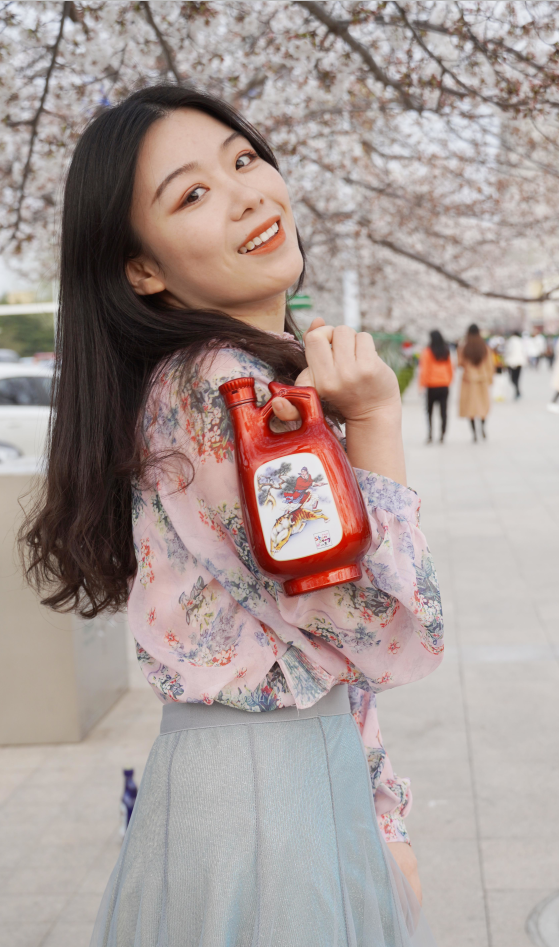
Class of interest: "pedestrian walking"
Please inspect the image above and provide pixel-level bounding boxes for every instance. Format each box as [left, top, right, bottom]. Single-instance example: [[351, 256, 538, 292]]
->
[[489, 338, 507, 402], [544, 336, 556, 369], [458, 324, 494, 441], [547, 337, 559, 413], [504, 331, 527, 398], [532, 331, 547, 368], [20, 86, 443, 947], [419, 330, 453, 443]]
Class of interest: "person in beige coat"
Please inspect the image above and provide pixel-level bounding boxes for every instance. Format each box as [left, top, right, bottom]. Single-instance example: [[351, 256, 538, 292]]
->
[[458, 324, 494, 441]]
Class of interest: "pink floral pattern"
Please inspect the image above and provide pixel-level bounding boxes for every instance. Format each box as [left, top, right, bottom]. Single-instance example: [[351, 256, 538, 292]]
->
[[139, 539, 154, 588], [349, 687, 412, 844], [128, 342, 444, 844]]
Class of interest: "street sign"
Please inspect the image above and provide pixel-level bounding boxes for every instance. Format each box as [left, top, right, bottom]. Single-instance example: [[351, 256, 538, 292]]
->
[[289, 294, 313, 310]]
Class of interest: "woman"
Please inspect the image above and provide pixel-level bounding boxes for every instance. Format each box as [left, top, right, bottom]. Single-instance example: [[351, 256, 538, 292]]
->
[[22, 86, 443, 947], [504, 331, 526, 399], [547, 336, 559, 413], [489, 339, 507, 402], [419, 330, 453, 443], [458, 324, 494, 441]]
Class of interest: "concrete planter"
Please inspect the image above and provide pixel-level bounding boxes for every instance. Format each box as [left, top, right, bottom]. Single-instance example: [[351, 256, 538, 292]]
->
[[0, 460, 128, 744]]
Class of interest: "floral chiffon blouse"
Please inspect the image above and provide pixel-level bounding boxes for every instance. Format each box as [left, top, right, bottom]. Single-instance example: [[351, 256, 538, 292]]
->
[[128, 340, 444, 845]]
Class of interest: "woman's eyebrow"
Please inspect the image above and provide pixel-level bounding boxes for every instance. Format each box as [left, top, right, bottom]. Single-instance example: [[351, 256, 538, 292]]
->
[[152, 132, 244, 204], [152, 161, 198, 204], [221, 130, 242, 150]]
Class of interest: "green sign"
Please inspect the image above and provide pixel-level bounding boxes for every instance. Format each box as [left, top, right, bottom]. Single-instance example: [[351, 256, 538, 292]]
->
[[371, 332, 407, 343], [289, 294, 313, 310]]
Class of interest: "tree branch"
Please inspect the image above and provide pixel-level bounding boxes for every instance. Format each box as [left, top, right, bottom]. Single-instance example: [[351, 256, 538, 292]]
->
[[453, 2, 551, 76], [296, 0, 421, 111], [300, 196, 352, 222], [142, 1, 182, 83], [374, 9, 554, 76], [11, 0, 69, 240], [365, 231, 559, 303], [393, 2, 476, 98], [392, 1, 538, 113]]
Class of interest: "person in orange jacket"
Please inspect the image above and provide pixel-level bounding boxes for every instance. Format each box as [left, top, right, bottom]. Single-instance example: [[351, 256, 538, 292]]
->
[[419, 330, 454, 443]]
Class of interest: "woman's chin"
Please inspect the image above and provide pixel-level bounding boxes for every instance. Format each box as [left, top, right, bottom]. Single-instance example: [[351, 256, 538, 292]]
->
[[240, 245, 303, 285]]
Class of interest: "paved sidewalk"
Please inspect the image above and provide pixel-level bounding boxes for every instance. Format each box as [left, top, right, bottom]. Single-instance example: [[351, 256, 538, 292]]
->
[[0, 365, 557, 947], [380, 365, 559, 947]]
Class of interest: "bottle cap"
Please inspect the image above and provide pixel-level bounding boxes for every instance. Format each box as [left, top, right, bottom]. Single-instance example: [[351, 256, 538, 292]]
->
[[219, 377, 256, 408]]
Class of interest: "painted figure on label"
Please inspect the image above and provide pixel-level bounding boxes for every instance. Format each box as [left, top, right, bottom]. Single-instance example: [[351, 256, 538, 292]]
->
[[256, 459, 331, 556], [283, 466, 313, 505], [270, 504, 329, 556]]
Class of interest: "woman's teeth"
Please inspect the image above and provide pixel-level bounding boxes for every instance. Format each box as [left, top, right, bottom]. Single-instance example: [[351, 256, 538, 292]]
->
[[239, 221, 280, 254]]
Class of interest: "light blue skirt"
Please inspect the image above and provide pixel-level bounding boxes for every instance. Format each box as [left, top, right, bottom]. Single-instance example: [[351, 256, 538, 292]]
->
[[90, 685, 436, 947]]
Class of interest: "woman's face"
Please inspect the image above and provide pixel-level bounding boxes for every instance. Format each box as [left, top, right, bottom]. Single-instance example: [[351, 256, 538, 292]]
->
[[127, 108, 304, 324]]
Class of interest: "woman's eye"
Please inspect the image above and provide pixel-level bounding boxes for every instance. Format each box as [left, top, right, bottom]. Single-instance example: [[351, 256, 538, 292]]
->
[[183, 186, 208, 206], [236, 151, 257, 169]]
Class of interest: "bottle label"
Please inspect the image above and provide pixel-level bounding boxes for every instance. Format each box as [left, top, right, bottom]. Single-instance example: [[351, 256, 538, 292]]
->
[[254, 452, 342, 561]]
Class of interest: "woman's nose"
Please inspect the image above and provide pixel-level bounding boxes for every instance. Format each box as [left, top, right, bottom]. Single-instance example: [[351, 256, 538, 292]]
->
[[229, 183, 265, 221]]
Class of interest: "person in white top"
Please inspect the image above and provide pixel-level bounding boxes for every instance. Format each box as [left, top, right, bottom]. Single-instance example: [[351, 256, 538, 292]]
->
[[532, 332, 547, 367], [548, 337, 559, 413], [504, 332, 526, 399]]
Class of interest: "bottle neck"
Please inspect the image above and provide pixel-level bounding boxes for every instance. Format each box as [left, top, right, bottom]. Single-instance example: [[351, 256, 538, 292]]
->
[[228, 399, 259, 428]]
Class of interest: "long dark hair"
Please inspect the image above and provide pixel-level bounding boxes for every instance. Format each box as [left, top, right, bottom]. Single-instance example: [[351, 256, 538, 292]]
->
[[21, 85, 308, 618], [462, 323, 487, 366], [428, 330, 450, 362]]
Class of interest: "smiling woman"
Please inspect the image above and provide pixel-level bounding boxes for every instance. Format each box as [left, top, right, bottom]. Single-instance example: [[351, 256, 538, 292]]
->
[[20, 85, 442, 947], [126, 106, 301, 324], [22, 85, 309, 619]]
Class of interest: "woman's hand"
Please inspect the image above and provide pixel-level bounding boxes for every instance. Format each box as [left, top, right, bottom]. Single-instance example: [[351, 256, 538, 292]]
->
[[271, 317, 400, 424], [272, 316, 407, 485], [388, 841, 423, 905]]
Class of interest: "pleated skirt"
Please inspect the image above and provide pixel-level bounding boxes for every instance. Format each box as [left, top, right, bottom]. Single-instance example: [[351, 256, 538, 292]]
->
[[90, 685, 436, 947]]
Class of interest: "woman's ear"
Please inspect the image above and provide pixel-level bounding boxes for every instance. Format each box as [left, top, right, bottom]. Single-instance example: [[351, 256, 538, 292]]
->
[[126, 257, 166, 296]]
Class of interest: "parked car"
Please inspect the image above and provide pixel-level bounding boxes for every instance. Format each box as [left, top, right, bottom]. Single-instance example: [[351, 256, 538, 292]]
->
[[0, 349, 19, 363], [0, 363, 53, 458]]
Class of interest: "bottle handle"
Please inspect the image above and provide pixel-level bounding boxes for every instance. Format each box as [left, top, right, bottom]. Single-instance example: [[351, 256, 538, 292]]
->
[[261, 381, 324, 431]]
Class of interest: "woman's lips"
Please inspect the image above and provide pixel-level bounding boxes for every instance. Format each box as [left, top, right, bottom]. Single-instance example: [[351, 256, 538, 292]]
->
[[246, 221, 286, 255]]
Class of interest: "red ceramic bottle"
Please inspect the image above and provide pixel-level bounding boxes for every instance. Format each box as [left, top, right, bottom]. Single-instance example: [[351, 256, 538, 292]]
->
[[219, 377, 372, 596]]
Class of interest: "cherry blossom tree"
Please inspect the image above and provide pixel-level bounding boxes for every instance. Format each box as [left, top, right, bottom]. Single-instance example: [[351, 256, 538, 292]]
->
[[1, 0, 559, 334]]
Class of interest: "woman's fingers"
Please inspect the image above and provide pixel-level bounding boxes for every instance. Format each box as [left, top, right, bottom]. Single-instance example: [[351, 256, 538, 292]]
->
[[355, 330, 377, 361], [310, 325, 360, 397], [271, 396, 301, 423], [331, 325, 359, 370], [298, 322, 400, 421], [305, 323, 335, 345], [304, 324, 336, 390], [302, 316, 326, 341], [294, 366, 314, 387]]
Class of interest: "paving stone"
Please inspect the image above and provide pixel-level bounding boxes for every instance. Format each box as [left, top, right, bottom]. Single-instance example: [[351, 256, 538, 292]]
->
[[0, 926, 49, 947]]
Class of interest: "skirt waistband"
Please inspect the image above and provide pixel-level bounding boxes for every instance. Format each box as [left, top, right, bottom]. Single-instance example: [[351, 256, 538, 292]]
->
[[159, 683, 350, 735]]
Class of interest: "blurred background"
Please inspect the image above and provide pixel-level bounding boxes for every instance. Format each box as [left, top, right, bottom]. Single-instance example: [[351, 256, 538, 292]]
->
[[0, 3, 558, 947]]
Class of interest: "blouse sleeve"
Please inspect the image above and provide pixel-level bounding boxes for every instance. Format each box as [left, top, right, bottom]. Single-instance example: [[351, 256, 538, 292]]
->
[[279, 468, 444, 695], [349, 685, 412, 844], [138, 346, 443, 711]]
